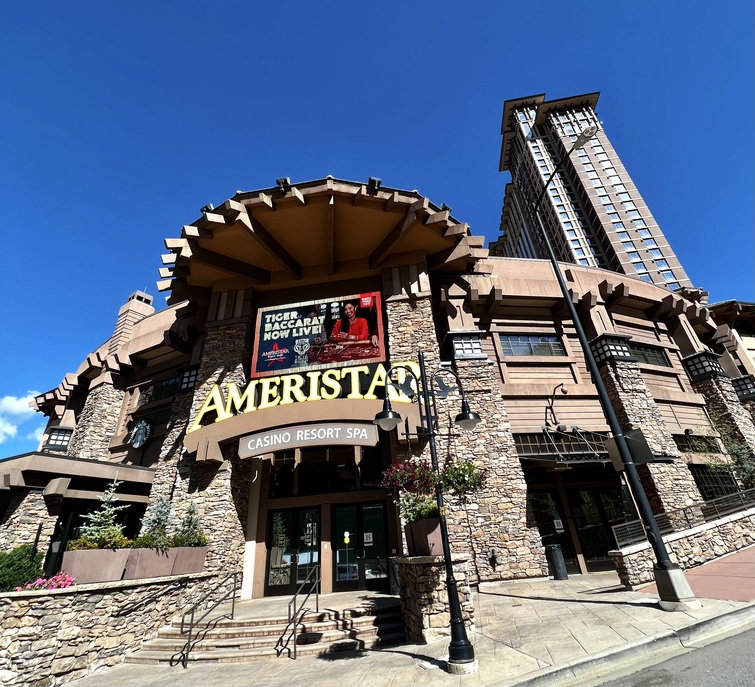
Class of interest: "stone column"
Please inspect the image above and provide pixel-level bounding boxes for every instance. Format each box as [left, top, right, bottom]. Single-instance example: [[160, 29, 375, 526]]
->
[[449, 358, 548, 582], [594, 344, 704, 523], [0, 491, 59, 552], [66, 378, 125, 461], [145, 321, 253, 573]]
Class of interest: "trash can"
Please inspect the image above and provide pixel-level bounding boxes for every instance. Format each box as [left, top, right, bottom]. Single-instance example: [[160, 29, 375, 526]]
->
[[545, 544, 568, 580]]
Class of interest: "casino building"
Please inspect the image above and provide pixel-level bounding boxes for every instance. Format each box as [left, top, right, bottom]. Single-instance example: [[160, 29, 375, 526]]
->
[[1, 186, 754, 594]]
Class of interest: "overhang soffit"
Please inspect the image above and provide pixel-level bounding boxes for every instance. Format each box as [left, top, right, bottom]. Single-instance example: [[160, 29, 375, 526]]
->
[[158, 179, 483, 296]]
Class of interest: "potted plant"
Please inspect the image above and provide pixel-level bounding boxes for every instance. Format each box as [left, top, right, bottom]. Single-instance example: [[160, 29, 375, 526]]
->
[[442, 459, 488, 502], [382, 460, 443, 556], [62, 481, 133, 583]]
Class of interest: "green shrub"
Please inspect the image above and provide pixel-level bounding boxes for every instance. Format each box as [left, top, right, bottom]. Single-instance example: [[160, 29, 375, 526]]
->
[[172, 503, 207, 547], [0, 545, 43, 592], [67, 481, 130, 550], [399, 493, 439, 523], [139, 496, 173, 549]]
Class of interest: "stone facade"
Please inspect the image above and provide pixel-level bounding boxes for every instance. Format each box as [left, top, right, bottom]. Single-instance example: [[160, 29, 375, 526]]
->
[[0, 491, 58, 553], [692, 377, 755, 457], [66, 382, 125, 462], [142, 321, 252, 574], [394, 555, 474, 643], [610, 507, 755, 588], [0, 572, 223, 687], [599, 359, 704, 520]]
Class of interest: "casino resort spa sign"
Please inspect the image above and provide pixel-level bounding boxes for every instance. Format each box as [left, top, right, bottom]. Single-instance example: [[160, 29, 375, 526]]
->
[[238, 422, 379, 459]]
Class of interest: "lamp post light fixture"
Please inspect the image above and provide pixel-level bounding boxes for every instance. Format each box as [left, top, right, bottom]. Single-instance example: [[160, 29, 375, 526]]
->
[[374, 349, 479, 675], [530, 126, 698, 611]]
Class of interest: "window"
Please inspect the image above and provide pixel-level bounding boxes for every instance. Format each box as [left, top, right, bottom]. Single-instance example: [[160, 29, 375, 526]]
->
[[628, 342, 671, 366], [633, 261, 648, 272], [655, 259, 669, 268], [44, 428, 73, 452], [627, 252, 641, 261], [500, 335, 566, 356], [688, 464, 740, 501], [628, 210, 641, 219], [644, 238, 658, 248], [649, 248, 663, 259], [638, 228, 652, 238], [578, 258, 590, 265], [617, 192, 631, 201], [612, 222, 625, 230], [622, 241, 636, 250], [661, 270, 676, 282], [633, 219, 647, 228], [638, 274, 653, 283], [617, 231, 630, 240]]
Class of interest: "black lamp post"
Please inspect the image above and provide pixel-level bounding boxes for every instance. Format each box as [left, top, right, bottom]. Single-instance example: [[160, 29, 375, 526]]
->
[[529, 126, 697, 610], [374, 349, 479, 674]]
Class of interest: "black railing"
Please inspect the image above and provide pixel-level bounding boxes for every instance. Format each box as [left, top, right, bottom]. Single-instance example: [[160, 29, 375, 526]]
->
[[275, 565, 320, 660], [612, 487, 755, 548], [174, 570, 241, 668]]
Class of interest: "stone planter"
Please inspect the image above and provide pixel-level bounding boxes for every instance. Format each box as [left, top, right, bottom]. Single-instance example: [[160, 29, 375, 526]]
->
[[123, 548, 178, 580], [404, 518, 443, 556], [171, 546, 208, 575], [61, 549, 130, 584]]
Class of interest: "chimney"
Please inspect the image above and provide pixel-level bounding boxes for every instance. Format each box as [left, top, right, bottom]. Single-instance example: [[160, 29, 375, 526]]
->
[[109, 291, 155, 354]]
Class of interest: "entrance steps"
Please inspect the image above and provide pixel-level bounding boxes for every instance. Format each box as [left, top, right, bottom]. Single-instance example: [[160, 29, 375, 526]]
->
[[126, 592, 405, 664]]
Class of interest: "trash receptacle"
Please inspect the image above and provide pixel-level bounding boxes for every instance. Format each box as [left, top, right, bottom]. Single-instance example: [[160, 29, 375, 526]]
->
[[545, 544, 568, 580]]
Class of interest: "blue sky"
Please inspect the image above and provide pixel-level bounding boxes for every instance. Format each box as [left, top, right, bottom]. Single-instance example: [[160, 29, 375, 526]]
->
[[1, 1, 753, 457]]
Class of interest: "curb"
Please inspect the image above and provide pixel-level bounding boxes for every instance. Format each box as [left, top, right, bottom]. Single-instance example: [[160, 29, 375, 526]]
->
[[500, 602, 755, 687]]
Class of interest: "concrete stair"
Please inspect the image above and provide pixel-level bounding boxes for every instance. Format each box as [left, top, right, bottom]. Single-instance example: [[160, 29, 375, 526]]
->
[[126, 599, 405, 664]]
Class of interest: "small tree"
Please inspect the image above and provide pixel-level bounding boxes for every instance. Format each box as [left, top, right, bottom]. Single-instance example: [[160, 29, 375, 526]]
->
[[133, 495, 173, 549], [172, 503, 207, 547], [68, 481, 130, 550], [0, 545, 43, 592]]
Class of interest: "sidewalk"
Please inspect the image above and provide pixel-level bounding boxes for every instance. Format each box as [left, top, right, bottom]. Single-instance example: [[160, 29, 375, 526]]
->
[[69, 547, 755, 687]]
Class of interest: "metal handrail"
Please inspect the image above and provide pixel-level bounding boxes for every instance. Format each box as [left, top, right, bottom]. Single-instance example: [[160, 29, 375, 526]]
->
[[175, 570, 241, 668], [612, 487, 755, 548], [275, 565, 320, 659]]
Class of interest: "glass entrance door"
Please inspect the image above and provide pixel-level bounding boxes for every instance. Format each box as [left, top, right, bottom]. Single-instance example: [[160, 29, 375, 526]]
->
[[567, 488, 625, 571], [265, 507, 320, 596], [332, 503, 389, 592]]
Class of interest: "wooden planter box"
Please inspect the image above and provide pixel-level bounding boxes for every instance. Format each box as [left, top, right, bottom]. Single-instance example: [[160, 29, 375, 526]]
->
[[61, 549, 131, 584], [123, 548, 178, 580], [171, 546, 208, 575], [404, 518, 443, 556]]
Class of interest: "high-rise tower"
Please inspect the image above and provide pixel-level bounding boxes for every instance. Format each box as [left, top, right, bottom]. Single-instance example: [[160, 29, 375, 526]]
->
[[490, 92, 692, 290]]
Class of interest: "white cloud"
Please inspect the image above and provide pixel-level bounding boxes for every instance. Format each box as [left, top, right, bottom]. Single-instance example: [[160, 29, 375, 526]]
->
[[0, 392, 41, 445], [26, 425, 45, 443]]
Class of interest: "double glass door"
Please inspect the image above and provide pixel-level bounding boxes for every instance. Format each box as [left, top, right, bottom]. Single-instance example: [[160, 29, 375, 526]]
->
[[332, 503, 389, 592], [265, 507, 320, 596]]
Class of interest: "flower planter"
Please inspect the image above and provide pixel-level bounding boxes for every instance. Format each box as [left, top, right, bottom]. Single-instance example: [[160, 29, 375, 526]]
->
[[171, 546, 208, 575], [123, 547, 178, 579], [404, 518, 443, 556], [60, 549, 131, 584]]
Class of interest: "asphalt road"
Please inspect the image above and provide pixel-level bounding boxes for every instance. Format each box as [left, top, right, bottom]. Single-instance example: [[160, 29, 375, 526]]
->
[[594, 627, 755, 687]]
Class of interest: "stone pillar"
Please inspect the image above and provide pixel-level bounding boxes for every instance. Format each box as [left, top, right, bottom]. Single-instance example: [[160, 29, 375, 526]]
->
[[592, 339, 704, 523], [145, 321, 253, 573], [394, 554, 474, 643], [66, 379, 125, 461], [0, 491, 59, 552], [449, 358, 548, 582]]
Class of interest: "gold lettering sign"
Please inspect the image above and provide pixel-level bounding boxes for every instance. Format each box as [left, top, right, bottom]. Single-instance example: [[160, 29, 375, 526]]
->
[[187, 361, 419, 433]]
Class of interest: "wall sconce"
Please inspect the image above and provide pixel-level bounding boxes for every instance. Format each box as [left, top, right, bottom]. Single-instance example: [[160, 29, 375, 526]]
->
[[489, 549, 499, 571]]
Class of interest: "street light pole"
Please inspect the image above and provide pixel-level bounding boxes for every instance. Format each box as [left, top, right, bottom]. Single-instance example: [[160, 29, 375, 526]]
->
[[375, 349, 479, 674], [529, 127, 698, 610]]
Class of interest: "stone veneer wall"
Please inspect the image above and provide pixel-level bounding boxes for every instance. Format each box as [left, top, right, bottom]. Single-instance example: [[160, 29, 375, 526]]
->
[[66, 382, 125, 461], [394, 555, 474, 643], [692, 377, 755, 456], [450, 359, 548, 582], [0, 572, 222, 687], [143, 322, 253, 574], [0, 491, 59, 553], [598, 360, 704, 520], [384, 297, 547, 583], [609, 507, 755, 588]]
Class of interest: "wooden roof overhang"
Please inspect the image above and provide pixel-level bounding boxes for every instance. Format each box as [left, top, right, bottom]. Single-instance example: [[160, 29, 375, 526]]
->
[[157, 177, 488, 305]]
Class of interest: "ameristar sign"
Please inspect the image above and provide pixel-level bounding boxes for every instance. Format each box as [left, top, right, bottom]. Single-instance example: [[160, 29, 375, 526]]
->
[[187, 361, 420, 434]]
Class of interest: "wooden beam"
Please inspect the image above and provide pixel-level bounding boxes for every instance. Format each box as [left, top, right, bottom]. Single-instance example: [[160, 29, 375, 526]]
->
[[327, 193, 335, 275], [369, 210, 420, 269], [221, 201, 302, 279], [291, 187, 306, 205], [182, 225, 213, 239], [184, 244, 271, 284], [353, 185, 367, 206], [444, 222, 469, 238], [384, 192, 400, 212], [257, 192, 274, 210]]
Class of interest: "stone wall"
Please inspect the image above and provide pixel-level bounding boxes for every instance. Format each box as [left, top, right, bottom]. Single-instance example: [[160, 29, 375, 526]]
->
[[609, 507, 755, 588], [394, 555, 474, 643], [599, 360, 704, 520], [66, 382, 125, 462], [693, 377, 755, 456], [143, 322, 252, 574], [0, 572, 223, 687], [383, 297, 547, 583], [0, 491, 58, 553]]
